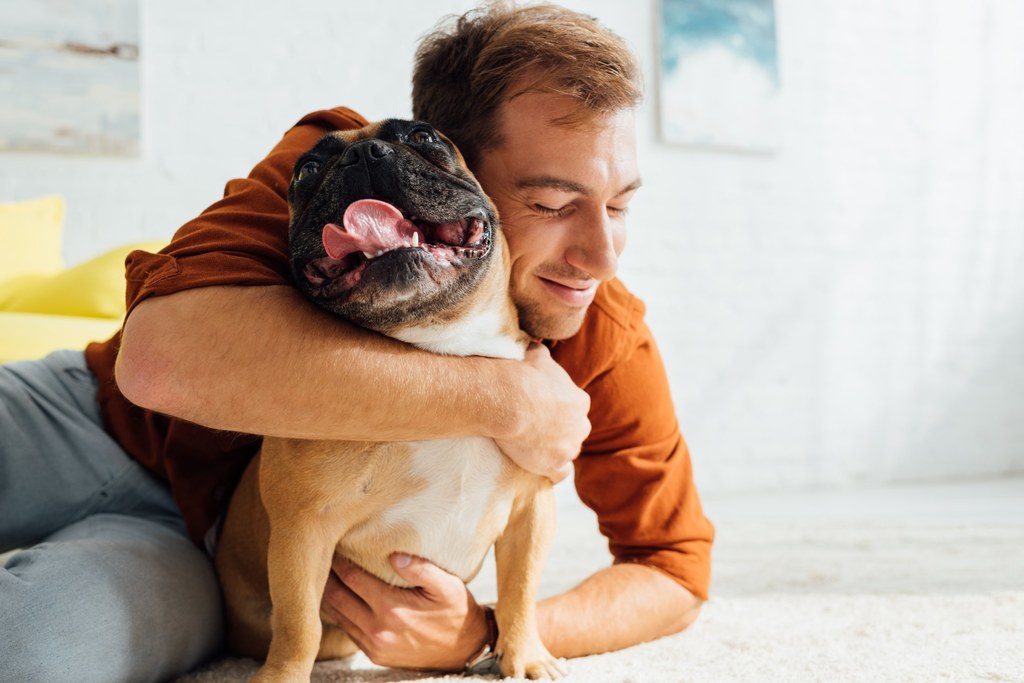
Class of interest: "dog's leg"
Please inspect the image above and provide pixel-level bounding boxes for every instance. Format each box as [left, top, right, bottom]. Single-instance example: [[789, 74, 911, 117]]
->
[[250, 439, 364, 683], [493, 482, 566, 679], [251, 516, 335, 683], [215, 457, 275, 659]]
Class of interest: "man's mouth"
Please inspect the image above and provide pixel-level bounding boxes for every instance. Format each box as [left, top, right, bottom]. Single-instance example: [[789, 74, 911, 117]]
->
[[302, 199, 491, 293], [536, 275, 598, 307]]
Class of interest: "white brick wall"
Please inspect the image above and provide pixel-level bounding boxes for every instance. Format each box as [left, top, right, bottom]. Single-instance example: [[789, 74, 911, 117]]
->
[[2, 0, 1022, 493]]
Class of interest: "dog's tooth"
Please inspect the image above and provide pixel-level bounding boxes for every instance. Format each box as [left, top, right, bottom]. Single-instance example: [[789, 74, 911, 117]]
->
[[412, 233, 420, 247], [362, 251, 374, 259], [376, 250, 384, 256]]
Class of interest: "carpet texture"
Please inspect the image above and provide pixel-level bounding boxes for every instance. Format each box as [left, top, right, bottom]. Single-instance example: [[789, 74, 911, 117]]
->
[[177, 502, 1024, 683]]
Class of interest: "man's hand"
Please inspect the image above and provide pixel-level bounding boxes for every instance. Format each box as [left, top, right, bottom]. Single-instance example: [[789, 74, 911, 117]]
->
[[496, 342, 591, 483], [321, 553, 489, 671]]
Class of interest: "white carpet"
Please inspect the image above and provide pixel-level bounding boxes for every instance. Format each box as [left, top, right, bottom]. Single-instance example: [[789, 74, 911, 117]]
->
[[176, 479, 1024, 683]]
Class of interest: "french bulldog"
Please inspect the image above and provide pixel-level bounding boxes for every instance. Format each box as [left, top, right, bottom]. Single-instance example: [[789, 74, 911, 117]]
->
[[214, 119, 564, 682]]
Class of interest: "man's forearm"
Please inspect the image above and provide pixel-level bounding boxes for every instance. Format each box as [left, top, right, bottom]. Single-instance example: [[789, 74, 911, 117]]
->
[[536, 563, 703, 658], [116, 285, 518, 442]]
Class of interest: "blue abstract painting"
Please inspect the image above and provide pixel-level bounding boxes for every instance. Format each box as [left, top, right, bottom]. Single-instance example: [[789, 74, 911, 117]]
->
[[0, 0, 140, 156], [660, 0, 779, 151]]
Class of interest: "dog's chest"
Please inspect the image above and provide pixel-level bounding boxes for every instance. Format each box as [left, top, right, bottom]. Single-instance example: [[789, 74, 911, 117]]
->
[[336, 436, 522, 584]]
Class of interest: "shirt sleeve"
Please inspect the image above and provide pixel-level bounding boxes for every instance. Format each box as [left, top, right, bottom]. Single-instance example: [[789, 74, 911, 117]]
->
[[123, 107, 369, 316], [571, 303, 715, 601]]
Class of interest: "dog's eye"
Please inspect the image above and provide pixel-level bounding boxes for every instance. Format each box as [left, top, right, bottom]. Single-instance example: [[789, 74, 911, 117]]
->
[[407, 128, 437, 145], [297, 159, 321, 181]]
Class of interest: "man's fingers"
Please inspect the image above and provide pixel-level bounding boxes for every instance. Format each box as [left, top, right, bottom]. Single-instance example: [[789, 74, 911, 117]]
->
[[334, 560, 382, 603], [548, 461, 574, 484], [323, 570, 373, 628], [389, 553, 459, 601], [525, 339, 549, 353]]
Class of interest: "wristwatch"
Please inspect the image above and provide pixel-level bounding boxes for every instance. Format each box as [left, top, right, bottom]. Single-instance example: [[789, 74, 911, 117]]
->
[[465, 605, 502, 676]]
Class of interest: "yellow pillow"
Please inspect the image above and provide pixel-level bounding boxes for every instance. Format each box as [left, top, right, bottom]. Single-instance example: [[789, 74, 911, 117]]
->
[[0, 274, 50, 309], [0, 312, 123, 364], [4, 241, 167, 319], [0, 196, 65, 281]]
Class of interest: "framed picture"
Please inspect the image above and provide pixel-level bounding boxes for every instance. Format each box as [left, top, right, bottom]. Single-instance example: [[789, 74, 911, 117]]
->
[[659, 0, 780, 152], [0, 0, 140, 156]]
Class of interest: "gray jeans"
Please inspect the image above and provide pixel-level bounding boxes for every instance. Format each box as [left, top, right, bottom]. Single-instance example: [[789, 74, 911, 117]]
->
[[0, 351, 223, 683]]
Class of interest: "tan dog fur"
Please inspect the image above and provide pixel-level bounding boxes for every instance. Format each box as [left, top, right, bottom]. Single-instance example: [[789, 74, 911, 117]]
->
[[214, 124, 562, 683]]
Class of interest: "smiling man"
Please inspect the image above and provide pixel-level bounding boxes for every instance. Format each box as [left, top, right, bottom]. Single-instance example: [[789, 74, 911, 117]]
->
[[307, 4, 715, 671], [0, 3, 712, 682], [475, 97, 639, 340]]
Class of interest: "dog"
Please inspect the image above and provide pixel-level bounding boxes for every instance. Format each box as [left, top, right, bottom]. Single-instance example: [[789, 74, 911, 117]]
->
[[214, 119, 564, 682]]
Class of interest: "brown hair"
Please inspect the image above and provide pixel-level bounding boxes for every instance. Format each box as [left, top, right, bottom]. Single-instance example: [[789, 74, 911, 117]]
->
[[412, 1, 642, 168]]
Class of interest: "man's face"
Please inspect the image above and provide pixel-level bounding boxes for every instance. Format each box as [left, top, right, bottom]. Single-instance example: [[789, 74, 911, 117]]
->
[[473, 93, 640, 340]]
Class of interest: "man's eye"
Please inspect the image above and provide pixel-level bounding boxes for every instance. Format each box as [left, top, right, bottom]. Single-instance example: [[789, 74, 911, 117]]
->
[[535, 204, 569, 217], [297, 160, 321, 181], [408, 128, 437, 144]]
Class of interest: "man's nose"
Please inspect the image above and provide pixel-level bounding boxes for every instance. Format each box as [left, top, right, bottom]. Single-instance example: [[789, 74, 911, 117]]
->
[[564, 209, 622, 282]]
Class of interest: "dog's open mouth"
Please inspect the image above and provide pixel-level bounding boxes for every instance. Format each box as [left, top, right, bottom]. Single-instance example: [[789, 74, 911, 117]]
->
[[302, 199, 491, 293]]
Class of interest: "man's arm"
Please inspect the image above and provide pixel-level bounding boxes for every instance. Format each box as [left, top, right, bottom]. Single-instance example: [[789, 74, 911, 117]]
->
[[112, 105, 588, 477], [536, 563, 702, 657], [319, 552, 701, 670], [116, 284, 590, 479]]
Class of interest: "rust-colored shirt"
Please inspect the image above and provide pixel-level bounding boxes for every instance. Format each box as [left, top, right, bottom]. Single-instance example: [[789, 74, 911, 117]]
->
[[84, 107, 714, 600]]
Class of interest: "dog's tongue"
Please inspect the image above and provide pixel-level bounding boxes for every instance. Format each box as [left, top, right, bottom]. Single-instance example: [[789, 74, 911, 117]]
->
[[322, 199, 419, 260]]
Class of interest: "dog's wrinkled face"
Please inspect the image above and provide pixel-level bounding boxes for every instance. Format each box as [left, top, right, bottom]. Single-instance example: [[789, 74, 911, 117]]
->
[[287, 120, 497, 333]]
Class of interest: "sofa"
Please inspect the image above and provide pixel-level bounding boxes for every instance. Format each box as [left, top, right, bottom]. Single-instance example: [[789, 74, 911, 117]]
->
[[0, 195, 165, 364]]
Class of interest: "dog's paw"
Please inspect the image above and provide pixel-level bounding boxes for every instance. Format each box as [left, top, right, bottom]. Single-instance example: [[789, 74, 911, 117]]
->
[[497, 637, 568, 680], [250, 663, 311, 683]]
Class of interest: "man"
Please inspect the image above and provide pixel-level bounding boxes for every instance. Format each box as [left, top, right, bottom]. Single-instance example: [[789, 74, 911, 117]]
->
[[0, 3, 712, 681]]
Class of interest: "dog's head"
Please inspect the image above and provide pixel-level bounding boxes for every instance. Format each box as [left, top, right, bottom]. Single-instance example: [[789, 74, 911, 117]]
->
[[287, 120, 500, 334]]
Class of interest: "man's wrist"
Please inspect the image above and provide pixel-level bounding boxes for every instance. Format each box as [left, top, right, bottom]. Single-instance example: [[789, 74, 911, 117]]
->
[[465, 605, 500, 674], [480, 360, 526, 441]]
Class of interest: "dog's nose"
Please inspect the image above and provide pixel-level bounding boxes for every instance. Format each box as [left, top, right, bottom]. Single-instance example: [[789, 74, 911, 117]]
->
[[340, 140, 395, 167], [366, 141, 394, 159]]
